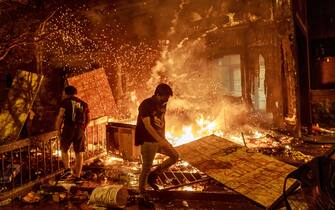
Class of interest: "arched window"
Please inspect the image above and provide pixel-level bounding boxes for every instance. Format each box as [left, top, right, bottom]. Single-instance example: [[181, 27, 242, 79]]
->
[[252, 55, 266, 111]]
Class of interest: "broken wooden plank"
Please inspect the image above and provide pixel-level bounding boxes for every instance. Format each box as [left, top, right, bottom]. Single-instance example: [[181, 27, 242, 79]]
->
[[175, 135, 296, 208], [0, 70, 44, 144]]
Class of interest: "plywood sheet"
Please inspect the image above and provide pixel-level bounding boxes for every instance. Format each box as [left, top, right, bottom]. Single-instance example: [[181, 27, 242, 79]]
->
[[175, 135, 296, 208], [67, 68, 119, 119], [0, 70, 43, 143]]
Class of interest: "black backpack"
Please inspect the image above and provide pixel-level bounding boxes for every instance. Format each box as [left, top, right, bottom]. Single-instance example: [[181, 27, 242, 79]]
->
[[283, 146, 335, 210]]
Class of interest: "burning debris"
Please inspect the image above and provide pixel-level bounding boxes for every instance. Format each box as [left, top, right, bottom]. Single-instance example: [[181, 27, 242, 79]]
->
[[1, 0, 335, 209], [0, 152, 259, 209], [0, 130, 331, 210]]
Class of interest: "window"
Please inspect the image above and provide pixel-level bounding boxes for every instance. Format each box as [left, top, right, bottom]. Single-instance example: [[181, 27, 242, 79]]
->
[[252, 55, 266, 111], [216, 55, 242, 97]]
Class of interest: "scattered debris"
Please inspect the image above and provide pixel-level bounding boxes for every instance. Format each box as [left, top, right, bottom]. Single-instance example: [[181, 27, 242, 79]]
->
[[0, 198, 11, 206], [182, 200, 189, 207], [311, 124, 335, 135], [0, 164, 21, 183], [52, 192, 68, 203], [89, 185, 129, 208], [22, 192, 42, 204]]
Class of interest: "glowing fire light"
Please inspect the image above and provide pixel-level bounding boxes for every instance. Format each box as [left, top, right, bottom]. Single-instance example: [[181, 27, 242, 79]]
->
[[167, 126, 196, 146], [253, 131, 263, 138], [229, 135, 244, 146], [130, 91, 139, 107], [181, 186, 196, 191], [164, 114, 273, 149], [105, 155, 124, 165], [53, 149, 62, 157], [167, 115, 225, 146]]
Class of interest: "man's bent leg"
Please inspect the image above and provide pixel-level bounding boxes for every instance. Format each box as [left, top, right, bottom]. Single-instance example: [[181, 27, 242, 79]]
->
[[74, 152, 83, 178], [139, 142, 158, 193], [154, 144, 179, 173]]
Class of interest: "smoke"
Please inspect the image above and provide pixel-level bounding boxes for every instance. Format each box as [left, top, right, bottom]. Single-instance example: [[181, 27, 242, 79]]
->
[[40, 0, 267, 132], [145, 34, 249, 136], [110, 0, 253, 133]]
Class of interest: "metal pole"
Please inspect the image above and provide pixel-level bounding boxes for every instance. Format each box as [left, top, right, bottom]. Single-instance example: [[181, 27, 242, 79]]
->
[[97, 125, 100, 155], [1, 153, 5, 184], [10, 151, 14, 188], [92, 125, 94, 156], [28, 145, 31, 181], [43, 142, 46, 176], [50, 139, 53, 173], [241, 132, 247, 147], [35, 145, 39, 177], [57, 137, 60, 170], [19, 148, 23, 185]]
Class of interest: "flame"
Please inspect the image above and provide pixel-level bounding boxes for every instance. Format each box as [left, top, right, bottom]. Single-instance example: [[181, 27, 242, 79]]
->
[[167, 126, 195, 146], [167, 115, 224, 146], [105, 155, 124, 165], [53, 149, 62, 157], [181, 186, 196, 191], [229, 135, 244, 146], [253, 131, 263, 138], [165, 114, 273, 149], [113, 97, 274, 149]]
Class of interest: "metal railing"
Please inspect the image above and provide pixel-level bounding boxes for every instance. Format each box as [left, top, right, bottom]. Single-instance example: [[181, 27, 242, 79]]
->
[[0, 131, 60, 200], [0, 117, 107, 201], [154, 161, 209, 191]]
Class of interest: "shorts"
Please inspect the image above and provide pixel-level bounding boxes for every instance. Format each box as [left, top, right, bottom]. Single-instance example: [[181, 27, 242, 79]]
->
[[60, 124, 86, 153]]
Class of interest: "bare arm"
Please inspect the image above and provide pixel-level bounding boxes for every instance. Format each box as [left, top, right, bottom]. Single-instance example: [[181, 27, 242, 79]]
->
[[84, 112, 90, 129], [142, 116, 170, 146], [55, 108, 65, 132]]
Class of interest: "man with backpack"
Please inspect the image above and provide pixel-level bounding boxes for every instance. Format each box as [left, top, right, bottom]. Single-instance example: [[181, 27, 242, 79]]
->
[[55, 85, 90, 181]]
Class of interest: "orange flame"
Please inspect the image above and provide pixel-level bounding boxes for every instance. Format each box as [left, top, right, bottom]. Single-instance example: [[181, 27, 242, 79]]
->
[[166, 114, 224, 146]]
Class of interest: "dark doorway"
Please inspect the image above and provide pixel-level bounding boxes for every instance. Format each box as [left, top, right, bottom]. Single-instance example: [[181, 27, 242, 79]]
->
[[295, 25, 311, 126]]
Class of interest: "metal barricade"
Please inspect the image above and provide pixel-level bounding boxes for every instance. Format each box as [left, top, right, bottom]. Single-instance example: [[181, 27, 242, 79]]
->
[[0, 117, 107, 201]]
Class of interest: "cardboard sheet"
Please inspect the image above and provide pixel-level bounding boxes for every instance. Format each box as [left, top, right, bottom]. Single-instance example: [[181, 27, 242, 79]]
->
[[176, 135, 296, 208]]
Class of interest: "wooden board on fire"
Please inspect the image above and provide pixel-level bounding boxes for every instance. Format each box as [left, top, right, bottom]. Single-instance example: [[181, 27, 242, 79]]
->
[[175, 135, 296, 208]]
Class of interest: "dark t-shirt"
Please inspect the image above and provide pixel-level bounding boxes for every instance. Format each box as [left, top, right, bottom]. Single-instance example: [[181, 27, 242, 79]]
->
[[135, 96, 166, 146], [60, 96, 89, 127]]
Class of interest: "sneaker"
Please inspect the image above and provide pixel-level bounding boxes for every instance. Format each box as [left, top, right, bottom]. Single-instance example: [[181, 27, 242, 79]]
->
[[147, 172, 159, 191], [60, 169, 72, 180], [138, 197, 155, 208]]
